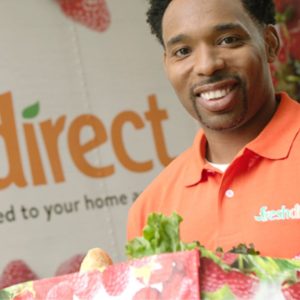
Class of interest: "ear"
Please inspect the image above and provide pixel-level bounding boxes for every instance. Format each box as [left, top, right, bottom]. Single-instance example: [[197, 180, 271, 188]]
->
[[264, 25, 280, 63]]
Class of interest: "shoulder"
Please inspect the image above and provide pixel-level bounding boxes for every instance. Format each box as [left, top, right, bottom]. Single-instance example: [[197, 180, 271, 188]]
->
[[127, 144, 196, 240], [134, 145, 194, 207]]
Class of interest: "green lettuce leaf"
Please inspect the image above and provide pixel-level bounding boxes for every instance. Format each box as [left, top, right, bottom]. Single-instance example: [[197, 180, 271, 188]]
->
[[126, 212, 200, 259], [125, 212, 300, 283]]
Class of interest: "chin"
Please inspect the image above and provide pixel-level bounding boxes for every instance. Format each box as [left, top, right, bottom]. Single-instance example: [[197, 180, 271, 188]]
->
[[201, 114, 246, 131]]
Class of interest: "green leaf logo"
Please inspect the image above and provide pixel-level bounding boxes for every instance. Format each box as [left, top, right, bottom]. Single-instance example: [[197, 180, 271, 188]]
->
[[22, 101, 40, 119]]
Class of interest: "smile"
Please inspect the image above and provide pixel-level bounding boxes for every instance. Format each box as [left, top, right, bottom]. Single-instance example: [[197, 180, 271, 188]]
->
[[193, 80, 240, 113], [200, 87, 232, 101], [193, 78, 238, 101]]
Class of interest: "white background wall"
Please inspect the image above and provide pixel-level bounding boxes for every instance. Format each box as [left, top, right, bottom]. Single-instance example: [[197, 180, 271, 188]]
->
[[0, 0, 197, 278]]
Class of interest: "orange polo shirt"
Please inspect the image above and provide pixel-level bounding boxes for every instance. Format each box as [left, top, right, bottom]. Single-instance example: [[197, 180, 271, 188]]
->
[[127, 92, 300, 259]]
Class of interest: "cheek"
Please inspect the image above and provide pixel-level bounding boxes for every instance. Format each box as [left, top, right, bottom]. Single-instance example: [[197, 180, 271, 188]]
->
[[167, 68, 187, 97], [236, 49, 266, 85], [166, 66, 198, 115]]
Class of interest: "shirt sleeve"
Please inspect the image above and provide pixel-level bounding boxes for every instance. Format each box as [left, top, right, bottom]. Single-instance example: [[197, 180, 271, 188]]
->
[[126, 200, 144, 241]]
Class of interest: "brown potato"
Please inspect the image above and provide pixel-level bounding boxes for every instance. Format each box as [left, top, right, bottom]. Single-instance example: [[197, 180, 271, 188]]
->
[[80, 248, 113, 273]]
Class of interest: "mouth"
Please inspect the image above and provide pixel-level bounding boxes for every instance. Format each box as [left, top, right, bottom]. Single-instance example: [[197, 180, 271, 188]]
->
[[199, 86, 233, 101], [193, 80, 239, 112]]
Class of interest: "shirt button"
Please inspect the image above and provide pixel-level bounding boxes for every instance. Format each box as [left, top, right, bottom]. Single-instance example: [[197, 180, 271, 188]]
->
[[225, 189, 234, 198]]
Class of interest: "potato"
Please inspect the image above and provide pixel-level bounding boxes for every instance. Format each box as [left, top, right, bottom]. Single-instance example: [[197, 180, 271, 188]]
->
[[80, 248, 113, 273]]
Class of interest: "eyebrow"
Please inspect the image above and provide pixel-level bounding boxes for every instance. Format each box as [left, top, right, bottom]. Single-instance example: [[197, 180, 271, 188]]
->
[[165, 23, 246, 48], [213, 22, 245, 32], [166, 34, 188, 48]]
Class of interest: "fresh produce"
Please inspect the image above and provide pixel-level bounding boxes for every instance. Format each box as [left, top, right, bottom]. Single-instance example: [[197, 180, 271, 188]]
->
[[1, 212, 300, 299], [55, 253, 85, 276], [80, 248, 113, 273], [57, 0, 111, 32], [126, 212, 300, 299], [0, 260, 38, 290]]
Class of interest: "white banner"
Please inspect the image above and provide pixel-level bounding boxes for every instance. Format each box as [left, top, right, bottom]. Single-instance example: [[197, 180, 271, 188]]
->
[[0, 0, 197, 279]]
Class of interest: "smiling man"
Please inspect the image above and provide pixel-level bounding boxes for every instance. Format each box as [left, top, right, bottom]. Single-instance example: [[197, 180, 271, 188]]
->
[[127, 0, 300, 258]]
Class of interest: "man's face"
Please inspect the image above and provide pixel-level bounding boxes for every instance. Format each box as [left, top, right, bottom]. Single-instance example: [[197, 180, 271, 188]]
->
[[162, 0, 277, 131]]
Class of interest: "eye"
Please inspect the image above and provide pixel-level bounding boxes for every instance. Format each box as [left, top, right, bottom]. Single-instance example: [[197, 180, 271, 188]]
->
[[174, 47, 191, 58], [219, 36, 242, 46]]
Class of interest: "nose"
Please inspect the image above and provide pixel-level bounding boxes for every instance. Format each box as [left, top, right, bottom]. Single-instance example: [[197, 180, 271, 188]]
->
[[193, 45, 225, 76]]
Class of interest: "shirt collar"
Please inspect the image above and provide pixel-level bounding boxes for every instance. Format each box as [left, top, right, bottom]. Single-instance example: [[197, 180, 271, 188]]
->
[[246, 92, 300, 159], [184, 92, 300, 187], [184, 129, 209, 187]]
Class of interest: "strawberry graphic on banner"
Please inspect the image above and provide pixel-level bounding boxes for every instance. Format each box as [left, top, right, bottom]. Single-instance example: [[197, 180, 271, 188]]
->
[[57, 0, 111, 32]]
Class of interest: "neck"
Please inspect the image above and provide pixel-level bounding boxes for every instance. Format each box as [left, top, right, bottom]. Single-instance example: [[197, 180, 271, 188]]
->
[[204, 94, 279, 164], [205, 130, 255, 163]]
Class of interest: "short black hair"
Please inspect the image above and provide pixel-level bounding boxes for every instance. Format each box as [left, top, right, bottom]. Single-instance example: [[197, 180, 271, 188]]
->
[[146, 0, 276, 45]]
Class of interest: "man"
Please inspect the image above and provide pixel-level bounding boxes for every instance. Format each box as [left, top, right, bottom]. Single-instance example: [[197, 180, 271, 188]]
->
[[127, 0, 300, 258]]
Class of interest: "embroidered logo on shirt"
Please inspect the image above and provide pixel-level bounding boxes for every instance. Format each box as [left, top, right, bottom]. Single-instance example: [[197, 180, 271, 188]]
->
[[254, 204, 300, 222]]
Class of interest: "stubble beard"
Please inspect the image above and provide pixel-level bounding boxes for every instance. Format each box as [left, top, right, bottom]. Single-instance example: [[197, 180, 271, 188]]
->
[[191, 76, 248, 131]]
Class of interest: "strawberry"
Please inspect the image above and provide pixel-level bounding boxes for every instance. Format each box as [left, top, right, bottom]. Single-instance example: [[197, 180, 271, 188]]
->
[[13, 290, 34, 300], [57, 0, 111, 32], [102, 263, 129, 296], [45, 281, 74, 300], [225, 270, 259, 300], [133, 287, 161, 300], [74, 271, 103, 299], [201, 257, 259, 299], [200, 257, 226, 293], [282, 282, 300, 300], [0, 260, 38, 289], [161, 272, 196, 300], [129, 256, 151, 268], [218, 252, 239, 266], [149, 256, 174, 285], [55, 254, 85, 276], [173, 254, 200, 281], [34, 275, 66, 299]]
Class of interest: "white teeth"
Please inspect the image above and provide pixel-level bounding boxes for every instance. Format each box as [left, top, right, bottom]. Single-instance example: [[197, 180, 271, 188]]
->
[[200, 88, 231, 100]]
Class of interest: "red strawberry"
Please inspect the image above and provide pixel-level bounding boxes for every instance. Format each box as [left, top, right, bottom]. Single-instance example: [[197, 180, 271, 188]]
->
[[133, 287, 161, 300], [200, 257, 226, 293], [0, 260, 38, 289], [282, 282, 300, 300], [55, 254, 85, 276], [225, 270, 259, 300], [174, 253, 200, 281], [161, 272, 196, 300], [102, 263, 129, 296], [74, 271, 103, 299], [221, 253, 238, 266], [13, 290, 34, 300], [58, 0, 111, 32], [149, 256, 174, 285], [34, 275, 66, 299], [45, 281, 74, 300], [129, 256, 151, 268]]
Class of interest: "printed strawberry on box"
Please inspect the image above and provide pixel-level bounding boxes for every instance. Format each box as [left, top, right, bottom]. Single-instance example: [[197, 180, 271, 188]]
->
[[2, 249, 300, 299], [0, 250, 201, 300]]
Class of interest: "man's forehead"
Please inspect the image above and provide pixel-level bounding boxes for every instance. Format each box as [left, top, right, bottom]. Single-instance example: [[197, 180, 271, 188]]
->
[[162, 0, 251, 36]]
